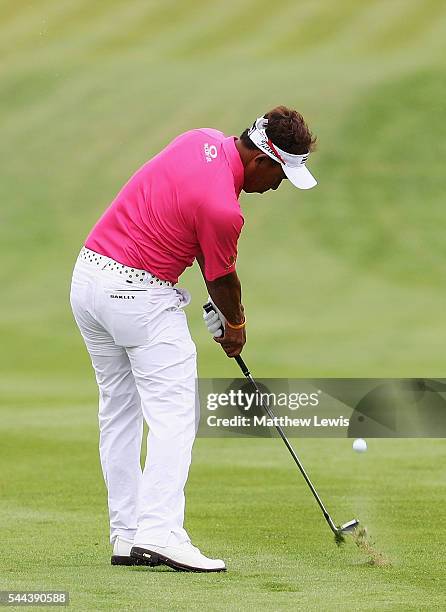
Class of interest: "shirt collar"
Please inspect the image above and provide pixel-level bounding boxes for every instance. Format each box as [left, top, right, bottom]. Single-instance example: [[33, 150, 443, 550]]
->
[[222, 136, 244, 197]]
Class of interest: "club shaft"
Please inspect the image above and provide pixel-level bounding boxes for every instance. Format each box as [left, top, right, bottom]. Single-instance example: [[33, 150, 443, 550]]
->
[[202, 302, 339, 533], [235, 355, 338, 534]]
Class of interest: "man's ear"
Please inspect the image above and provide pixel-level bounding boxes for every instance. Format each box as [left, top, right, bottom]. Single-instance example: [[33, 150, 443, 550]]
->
[[254, 153, 272, 167]]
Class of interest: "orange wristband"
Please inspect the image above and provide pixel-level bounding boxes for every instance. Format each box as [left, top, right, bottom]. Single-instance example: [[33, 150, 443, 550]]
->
[[226, 319, 246, 330]]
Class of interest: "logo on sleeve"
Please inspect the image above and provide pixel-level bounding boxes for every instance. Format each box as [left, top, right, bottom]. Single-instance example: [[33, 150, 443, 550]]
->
[[225, 254, 236, 270], [204, 143, 218, 163]]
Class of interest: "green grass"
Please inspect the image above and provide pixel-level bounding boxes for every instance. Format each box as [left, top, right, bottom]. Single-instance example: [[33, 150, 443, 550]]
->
[[1, 0, 446, 609], [1, 392, 445, 610]]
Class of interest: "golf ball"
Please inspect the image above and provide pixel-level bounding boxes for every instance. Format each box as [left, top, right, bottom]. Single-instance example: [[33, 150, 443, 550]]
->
[[353, 438, 367, 453]]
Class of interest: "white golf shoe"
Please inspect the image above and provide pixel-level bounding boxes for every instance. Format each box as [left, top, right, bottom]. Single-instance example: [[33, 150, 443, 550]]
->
[[111, 536, 158, 566], [131, 541, 226, 572]]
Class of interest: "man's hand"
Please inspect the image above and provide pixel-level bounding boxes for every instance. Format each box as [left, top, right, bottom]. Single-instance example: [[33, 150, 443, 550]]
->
[[203, 297, 225, 338], [198, 259, 246, 358], [203, 300, 246, 357], [214, 323, 246, 358]]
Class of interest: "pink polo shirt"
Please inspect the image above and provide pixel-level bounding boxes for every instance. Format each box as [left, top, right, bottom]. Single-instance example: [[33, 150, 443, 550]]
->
[[85, 129, 245, 283]]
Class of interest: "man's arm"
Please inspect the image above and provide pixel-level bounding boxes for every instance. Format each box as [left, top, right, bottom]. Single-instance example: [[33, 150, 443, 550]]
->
[[197, 254, 246, 358]]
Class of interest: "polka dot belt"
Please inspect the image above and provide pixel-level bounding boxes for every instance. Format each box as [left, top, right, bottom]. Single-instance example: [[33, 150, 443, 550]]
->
[[78, 246, 173, 287]]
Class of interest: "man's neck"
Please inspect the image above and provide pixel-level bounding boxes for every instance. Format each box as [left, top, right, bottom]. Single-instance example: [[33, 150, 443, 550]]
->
[[234, 138, 258, 168]]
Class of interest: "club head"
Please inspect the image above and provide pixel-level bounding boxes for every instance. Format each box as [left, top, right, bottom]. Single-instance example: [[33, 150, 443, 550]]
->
[[339, 519, 359, 533]]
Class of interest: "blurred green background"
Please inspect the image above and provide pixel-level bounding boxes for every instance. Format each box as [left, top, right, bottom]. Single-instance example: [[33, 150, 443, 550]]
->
[[1, 0, 446, 387], [1, 1, 446, 610]]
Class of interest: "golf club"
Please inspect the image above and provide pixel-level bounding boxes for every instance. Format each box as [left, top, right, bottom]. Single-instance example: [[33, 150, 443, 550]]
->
[[203, 302, 359, 541]]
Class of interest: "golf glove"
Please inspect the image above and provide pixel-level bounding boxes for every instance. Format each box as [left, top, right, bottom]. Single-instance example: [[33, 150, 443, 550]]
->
[[203, 297, 225, 338]]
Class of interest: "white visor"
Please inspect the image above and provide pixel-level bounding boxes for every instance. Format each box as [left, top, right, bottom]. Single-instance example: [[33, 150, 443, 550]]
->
[[248, 116, 317, 190]]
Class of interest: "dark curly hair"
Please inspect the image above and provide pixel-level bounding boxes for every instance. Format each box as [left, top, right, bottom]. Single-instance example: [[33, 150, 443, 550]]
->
[[240, 105, 317, 156]]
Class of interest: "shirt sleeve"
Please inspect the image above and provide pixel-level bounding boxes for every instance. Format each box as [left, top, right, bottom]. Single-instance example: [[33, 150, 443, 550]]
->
[[195, 199, 244, 281]]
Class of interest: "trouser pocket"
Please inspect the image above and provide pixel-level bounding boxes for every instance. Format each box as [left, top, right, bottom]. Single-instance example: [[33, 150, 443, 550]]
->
[[101, 288, 151, 347]]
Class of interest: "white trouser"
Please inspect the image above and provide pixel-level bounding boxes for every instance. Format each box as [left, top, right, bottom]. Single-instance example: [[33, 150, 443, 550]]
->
[[70, 255, 198, 547]]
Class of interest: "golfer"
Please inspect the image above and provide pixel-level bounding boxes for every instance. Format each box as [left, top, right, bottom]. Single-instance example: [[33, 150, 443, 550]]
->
[[70, 105, 316, 572]]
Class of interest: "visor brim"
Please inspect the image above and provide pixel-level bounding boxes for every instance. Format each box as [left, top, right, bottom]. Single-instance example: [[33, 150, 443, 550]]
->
[[283, 165, 317, 190]]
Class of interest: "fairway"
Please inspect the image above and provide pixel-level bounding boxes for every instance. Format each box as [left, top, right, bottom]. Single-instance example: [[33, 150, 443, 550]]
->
[[1, 0, 446, 610], [2, 395, 446, 610]]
